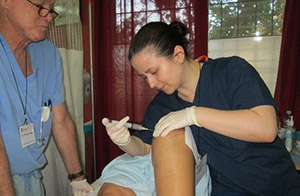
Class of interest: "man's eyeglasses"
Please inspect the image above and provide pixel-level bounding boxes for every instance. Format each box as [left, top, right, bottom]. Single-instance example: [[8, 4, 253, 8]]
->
[[27, 0, 59, 20]]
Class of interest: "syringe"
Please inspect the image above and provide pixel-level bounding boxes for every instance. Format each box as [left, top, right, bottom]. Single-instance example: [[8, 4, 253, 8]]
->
[[109, 120, 151, 131]]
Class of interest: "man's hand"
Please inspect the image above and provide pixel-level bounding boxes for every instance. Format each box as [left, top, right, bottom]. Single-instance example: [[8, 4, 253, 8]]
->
[[70, 179, 93, 196]]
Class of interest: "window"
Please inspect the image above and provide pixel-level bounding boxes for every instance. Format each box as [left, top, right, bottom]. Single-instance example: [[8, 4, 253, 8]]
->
[[209, 0, 285, 39], [115, 0, 195, 45]]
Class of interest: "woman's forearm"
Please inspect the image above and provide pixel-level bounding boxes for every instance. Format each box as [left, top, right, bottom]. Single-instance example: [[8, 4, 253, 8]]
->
[[119, 136, 151, 157]]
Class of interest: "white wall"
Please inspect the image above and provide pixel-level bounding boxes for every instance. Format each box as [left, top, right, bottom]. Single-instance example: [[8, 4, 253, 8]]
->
[[208, 36, 282, 96]]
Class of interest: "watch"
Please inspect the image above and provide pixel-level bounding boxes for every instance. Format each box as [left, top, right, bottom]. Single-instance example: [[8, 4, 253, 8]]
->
[[68, 170, 84, 181]]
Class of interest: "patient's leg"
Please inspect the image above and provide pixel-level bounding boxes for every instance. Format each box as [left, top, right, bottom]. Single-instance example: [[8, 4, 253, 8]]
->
[[152, 128, 195, 196], [97, 183, 136, 196]]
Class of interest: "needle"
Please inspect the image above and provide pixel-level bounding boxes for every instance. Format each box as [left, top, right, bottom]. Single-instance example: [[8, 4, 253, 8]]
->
[[109, 119, 152, 131]]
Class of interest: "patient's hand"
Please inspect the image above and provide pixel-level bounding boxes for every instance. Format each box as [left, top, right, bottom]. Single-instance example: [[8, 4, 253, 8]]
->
[[102, 116, 131, 146]]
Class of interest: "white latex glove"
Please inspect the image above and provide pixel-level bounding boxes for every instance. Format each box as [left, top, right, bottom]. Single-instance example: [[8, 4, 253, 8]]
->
[[153, 106, 201, 137], [70, 179, 93, 196], [102, 116, 131, 146]]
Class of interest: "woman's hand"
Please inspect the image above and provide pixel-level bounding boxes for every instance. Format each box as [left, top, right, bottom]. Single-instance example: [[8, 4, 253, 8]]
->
[[102, 116, 131, 146], [154, 106, 201, 137]]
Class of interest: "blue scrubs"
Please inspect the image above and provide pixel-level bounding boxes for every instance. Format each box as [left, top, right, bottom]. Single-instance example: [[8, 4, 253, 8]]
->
[[136, 56, 300, 195], [0, 34, 64, 176]]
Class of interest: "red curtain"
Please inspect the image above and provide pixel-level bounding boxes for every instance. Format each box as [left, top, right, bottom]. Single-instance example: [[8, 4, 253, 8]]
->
[[274, 0, 300, 129], [84, 0, 208, 179]]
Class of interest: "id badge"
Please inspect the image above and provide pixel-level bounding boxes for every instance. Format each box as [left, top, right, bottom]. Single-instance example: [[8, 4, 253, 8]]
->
[[19, 123, 36, 148]]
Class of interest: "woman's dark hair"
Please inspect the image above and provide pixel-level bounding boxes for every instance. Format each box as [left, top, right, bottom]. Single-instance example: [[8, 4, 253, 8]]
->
[[128, 21, 190, 61]]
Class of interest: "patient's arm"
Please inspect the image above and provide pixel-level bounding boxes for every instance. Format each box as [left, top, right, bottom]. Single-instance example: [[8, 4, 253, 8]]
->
[[152, 128, 195, 196], [97, 183, 136, 196]]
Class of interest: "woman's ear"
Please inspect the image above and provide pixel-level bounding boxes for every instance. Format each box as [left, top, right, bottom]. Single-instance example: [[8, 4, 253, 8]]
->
[[173, 45, 185, 63]]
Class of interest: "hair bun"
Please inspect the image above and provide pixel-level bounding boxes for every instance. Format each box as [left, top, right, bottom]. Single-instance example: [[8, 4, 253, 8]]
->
[[170, 21, 189, 37]]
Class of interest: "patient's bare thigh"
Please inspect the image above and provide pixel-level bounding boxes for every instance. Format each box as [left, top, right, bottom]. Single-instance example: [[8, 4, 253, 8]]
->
[[97, 183, 136, 196], [152, 128, 195, 196]]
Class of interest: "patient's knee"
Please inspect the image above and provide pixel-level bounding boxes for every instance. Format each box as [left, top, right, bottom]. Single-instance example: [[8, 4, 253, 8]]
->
[[97, 183, 136, 196]]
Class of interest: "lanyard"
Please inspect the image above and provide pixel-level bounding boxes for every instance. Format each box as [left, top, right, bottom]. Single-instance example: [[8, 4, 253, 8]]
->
[[0, 38, 28, 125]]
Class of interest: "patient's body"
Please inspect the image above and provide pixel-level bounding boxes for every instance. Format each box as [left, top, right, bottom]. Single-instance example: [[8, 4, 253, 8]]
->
[[97, 128, 211, 196]]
